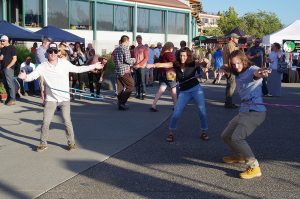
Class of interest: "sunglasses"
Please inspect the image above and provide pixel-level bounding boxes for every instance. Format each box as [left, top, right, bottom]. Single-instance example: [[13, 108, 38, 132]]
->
[[48, 50, 58, 54]]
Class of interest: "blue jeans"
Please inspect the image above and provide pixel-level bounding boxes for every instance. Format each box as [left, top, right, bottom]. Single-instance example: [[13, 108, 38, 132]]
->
[[169, 84, 208, 131]]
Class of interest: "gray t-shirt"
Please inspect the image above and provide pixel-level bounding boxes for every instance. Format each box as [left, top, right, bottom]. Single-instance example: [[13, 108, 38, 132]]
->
[[247, 46, 265, 67]]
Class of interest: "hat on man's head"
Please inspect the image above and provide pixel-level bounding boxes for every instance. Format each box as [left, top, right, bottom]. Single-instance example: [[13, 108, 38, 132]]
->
[[150, 44, 156, 48], [136, 35, 142, 39], [0, 35, 9, 41], [230, 33, 240, 39], [47, 42, 58, 52]]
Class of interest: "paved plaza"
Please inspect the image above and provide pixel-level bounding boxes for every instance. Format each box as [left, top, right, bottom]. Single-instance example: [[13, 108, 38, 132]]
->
[[0, 82, 299, 199]]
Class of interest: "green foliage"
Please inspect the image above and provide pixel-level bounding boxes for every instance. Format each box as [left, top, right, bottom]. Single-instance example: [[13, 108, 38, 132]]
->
[[217, 7, 246, 35], [0, 82, 6, 94], [216, 7, 283, 38], [242, 11, 283, 38], [202, 27, 223, 36], [102, 54, 115, 75]]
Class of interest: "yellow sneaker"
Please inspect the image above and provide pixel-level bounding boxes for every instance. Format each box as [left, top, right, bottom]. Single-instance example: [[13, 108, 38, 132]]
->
[[67, 143, 76, 151], [240, 167, 262, 179], [223, 155, 246, 163]]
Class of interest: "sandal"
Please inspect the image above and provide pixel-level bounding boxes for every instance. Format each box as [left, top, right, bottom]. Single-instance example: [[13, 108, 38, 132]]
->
[[166, 133, 174, 142], [200, 132, 209, 141]]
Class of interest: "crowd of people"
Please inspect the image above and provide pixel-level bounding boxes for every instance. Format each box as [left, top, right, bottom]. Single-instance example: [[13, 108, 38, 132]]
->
[[0, 32, 296, 180]]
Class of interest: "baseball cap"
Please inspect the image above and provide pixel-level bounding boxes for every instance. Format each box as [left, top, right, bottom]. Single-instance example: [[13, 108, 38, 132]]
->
[[0, 35, 9, 41], [47, 42, 58, 52], [136, 35, 142, 39], [230, 33, 240, 39]]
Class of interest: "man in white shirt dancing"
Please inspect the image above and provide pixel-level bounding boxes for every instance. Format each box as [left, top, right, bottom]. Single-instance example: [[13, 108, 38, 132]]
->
[[18, 43, 104, 152]]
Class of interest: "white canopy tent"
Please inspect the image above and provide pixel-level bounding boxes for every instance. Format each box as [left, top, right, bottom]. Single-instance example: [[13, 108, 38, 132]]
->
[[262, 20, 300, 45]]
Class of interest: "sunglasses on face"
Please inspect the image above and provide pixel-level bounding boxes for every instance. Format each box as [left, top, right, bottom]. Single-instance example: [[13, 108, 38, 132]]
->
[[48, 50, 58, 54]]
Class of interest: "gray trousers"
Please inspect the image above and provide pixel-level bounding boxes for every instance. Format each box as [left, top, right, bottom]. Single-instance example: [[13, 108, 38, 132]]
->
[[221, 111, 266, 168], [225, 73, 236, 105], [41, 101, 75, 145], [3, 68, 16, 100]]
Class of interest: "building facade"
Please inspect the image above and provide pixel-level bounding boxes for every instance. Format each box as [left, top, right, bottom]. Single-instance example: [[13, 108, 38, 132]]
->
[[1, 0, 199, 53]]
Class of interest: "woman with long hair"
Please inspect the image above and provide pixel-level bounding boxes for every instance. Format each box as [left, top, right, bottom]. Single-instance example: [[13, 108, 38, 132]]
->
[[220, 50, 271, 179], [148, 47, 209, 142]]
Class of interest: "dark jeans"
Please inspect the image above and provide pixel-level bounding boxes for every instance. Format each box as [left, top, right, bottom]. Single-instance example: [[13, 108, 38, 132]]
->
[[88, 73, 101, 95], [3, 68, 16, 100], [136, 68, 147, 96], [117, 73, 135, 105], [262, 77, 269, 95], [225, 73, 236, 105]]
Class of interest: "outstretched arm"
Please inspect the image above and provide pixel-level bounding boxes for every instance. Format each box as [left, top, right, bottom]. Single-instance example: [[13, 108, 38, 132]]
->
[[253, 67, 272, 80]]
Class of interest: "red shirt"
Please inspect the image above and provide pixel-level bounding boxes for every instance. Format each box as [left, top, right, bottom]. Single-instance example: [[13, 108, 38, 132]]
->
[[159, 52, 175, 71]]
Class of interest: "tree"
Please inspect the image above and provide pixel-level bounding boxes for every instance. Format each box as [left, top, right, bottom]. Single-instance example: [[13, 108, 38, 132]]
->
[[242, 11, 283, 38], [217, 7, 246, 35], [202, 27, 223, 36]]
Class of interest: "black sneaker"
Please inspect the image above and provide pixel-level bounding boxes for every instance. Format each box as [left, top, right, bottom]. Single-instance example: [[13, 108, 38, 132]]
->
[[224, 104, 238, 109], [118, 104, 129, 111], [141, 94, 146, 100]]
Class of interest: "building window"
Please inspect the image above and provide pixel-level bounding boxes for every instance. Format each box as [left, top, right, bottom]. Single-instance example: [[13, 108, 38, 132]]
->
[[97, 3, 113, 31], [114, 5, 132, 31], [0, 1, 3, 20], [70, 0, 92, 30], [48, 0, 68, 29], [25, 0, 42, 27], [137, 8, 149, 33], [168, 12, 187, 35], [97, 3, 132, 31], [149, 10, 164, 33]]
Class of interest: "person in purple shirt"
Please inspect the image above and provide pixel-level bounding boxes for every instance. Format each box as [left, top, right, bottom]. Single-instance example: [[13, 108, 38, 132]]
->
[[220, 50, 271, 179]]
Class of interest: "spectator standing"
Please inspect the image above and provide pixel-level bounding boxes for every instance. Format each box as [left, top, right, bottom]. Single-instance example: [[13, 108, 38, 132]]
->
[[247, 38, 267, 95], [18, 43, 104, 152], [146, 44, 156, 86], [113, 35, 136, 111], [36, 37, 51, 104], [266, 43, 283, 96], [212, 46, 224, 84], [222, 33, 240, 109], [0, 35, 17, 106], [134, 35, 148, 100], [31, 42, 38, 54]]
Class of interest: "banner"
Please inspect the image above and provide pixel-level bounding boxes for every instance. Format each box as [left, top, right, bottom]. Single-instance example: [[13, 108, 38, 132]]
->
[[282, 40, 300, 53]]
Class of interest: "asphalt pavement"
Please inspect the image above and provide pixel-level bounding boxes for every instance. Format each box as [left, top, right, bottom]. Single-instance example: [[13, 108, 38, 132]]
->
[[1, 81, 299, 199]]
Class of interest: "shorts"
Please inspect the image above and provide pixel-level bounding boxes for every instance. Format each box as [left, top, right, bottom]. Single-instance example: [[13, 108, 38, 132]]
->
[[159, 76, 177, 88]]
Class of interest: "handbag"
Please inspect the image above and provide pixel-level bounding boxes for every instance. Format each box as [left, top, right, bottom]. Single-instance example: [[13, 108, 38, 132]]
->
[[277, 55, 288, 74], [166, 69, 176, 81]]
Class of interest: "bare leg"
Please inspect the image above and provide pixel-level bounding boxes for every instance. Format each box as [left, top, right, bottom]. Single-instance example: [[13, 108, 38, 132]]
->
[[152, 85, 167, 108]]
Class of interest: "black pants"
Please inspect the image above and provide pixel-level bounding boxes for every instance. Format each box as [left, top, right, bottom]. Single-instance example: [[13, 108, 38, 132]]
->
[[88, 73, 101, 95]]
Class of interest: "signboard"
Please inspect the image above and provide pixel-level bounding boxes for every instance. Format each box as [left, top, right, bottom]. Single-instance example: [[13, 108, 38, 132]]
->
[[282, 40, 300, 53]]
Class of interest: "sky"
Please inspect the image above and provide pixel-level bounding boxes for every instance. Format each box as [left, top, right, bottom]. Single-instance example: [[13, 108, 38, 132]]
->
[[202, 0, 300, 26]]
